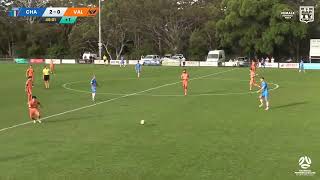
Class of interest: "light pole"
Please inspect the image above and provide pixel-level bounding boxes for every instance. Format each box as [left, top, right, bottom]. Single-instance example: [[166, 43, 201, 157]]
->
[[98, 0, 102, 59]]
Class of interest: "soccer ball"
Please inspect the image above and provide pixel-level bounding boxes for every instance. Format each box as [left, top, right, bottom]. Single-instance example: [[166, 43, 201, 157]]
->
[[140, 120, 145, 125]]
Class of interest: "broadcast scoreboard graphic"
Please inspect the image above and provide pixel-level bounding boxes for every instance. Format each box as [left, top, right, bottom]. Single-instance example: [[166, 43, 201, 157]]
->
[[8, 7, 99, 24]]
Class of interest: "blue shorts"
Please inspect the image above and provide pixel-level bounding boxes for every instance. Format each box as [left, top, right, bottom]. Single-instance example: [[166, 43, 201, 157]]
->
[[136, 69, 141, 73], [91, 87, 96, 93], [261, 92, 269, 100]]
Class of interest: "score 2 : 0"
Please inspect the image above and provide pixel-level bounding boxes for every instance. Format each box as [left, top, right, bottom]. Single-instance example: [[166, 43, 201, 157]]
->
[[43, 7, 67, 17], [49, 9, 61, 14]]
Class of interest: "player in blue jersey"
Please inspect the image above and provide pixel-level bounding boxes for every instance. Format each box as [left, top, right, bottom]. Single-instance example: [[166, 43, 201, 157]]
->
[[120, 56, 126, 67], [257, 77, 270, 111], [90, 75, 98, 102], [299, 59, 305, 73], [135, 61, 142, 78]]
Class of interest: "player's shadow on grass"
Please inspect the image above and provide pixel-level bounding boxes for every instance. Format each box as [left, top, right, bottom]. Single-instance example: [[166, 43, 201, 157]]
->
[[197, 89, 227, 94], [272, 101, 308, 110], [144, 123, 157, 127], [45, 114, 106, 124], [0, 153, 34, 162]]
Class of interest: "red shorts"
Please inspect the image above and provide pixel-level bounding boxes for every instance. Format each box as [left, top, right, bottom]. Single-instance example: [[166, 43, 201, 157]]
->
[[250, 78, 256, 85], [183, 81, 188, 88], [29, 108, 40, 119], [26, 88, 32, 95], [26, 89, 32, 99]]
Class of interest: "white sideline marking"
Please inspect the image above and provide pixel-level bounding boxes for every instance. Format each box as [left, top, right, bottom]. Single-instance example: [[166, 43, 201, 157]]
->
[[0, 69, 236, 133]]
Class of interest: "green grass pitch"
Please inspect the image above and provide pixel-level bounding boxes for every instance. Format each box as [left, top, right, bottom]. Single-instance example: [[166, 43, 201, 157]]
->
[[0, 64, 319, 180]]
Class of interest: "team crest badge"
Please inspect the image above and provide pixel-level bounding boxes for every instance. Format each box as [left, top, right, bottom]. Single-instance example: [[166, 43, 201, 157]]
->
[[300, 6, 314, 23]]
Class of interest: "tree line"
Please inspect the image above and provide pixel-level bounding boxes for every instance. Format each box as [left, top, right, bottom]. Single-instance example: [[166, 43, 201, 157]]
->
[[0, 0, 319, 61]]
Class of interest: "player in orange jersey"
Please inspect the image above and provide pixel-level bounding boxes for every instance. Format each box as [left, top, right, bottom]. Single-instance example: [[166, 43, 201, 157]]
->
[[25, 76, 33, 102], [26, 65, 35, 83], [28, 96, 41, 123], [249, 68, 260, 91], [250, 60, 257, 73], [181, 69, 189, 96], [50, 59, 55, 74]]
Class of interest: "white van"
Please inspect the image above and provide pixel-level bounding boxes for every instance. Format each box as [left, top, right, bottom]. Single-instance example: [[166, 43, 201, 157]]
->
[[82, 52, 97, 60], [206, 50, 226, 65]]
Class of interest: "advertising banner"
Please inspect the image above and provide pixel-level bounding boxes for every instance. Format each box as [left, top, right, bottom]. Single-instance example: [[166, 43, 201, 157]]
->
[[78, 59, 93, 64], [279, 63, 299, 69], [128, 60, 139, 65], [14, 58, 28, 64], [61, 59, 76, 64], [110, 60, 120, 65], [110, 60, 127, 65], [304, 63, 320, 70], [94, 60, 107, 65], [259, 63, 279, 68], [45, 59, 61, 64], [224, 62, 238, 67], [185, 61, 200, 67], [162, 60, 181, 66], [200, 61, 219, 67], [30, 59, 44, 64]]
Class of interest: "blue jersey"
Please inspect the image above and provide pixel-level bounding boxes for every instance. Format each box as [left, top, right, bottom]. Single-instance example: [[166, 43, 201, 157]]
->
[[91, 78, 97, 87], [300, 60, 304, 68], [91, 78, 97, 93], [261, 81, 268, 96], [135, 63, 141, 71]]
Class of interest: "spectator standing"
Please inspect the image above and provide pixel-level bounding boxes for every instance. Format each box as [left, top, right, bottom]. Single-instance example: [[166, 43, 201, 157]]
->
[[266, 57, 270, 63], [261, 57, 266, 68]]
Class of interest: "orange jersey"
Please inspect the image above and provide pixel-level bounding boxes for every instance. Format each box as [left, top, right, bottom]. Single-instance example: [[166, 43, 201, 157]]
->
[[181, 73, 189, 81], [251, 61, 258, 70], [26, 68, 34, 77]]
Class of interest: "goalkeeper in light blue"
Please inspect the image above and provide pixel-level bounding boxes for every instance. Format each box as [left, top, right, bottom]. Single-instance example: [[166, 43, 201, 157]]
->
[[299, 59, 305, 73], [257, 77, 270, 111], [91, 75, 98, 102], [135, 61, 142, 78]]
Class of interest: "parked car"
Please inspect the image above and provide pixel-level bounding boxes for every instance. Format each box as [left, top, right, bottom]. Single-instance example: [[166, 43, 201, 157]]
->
[[141, 55, 161, 66], [237, 57, 249, 67], [161, 54, 173, 61], [172, 54, 186, 61], [170, 56, 182, 61]]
